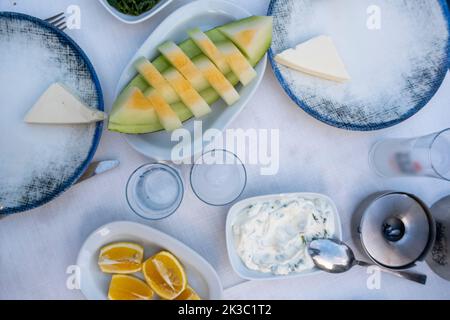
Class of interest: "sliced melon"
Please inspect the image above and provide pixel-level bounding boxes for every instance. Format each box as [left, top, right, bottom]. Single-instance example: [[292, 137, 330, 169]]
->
[[109, 87, 157, 133], [187, 27, 231, 74], [192, 55, 239, 106], [217, 41, 257, 86], [111, 17, 273, 134], [159, 41, 209, 91], [163, 68, 211, 118], [218, 16, 273, 66], [144, 88, 182, 131], [134, 57, 179, 104]]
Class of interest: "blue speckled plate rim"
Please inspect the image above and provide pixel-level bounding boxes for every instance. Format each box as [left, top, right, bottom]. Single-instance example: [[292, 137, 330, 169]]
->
[[0, 11, 104, 215], [267, 0, 450, 131]]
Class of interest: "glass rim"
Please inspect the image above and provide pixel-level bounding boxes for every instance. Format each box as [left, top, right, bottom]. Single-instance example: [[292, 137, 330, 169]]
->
[[190, 149, 247, 206], [125, 162, 184, 220], [429, 128, 450, 181]]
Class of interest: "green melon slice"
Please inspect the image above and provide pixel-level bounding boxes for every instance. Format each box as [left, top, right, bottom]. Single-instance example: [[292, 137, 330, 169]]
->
[[134, 57, 179, 104], [144, 88, 182, 131], [109, 17, 272, 134], [217, 41, 257, 86], [218, 16, 273, 66], [164, 68, 211, 118], [193, 55, 239, 106], [188, 27, 231, 74], [109, 87, 157, 133], [159, 41, 210, 91]]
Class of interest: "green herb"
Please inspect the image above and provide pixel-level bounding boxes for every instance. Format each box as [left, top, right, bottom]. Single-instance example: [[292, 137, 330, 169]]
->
[[107, 0, 160, 16]]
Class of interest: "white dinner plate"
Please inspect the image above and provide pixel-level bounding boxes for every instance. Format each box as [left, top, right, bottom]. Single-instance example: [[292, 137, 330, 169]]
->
[[113, 0, 267, 161], [226, 193, 343, 280], [0, 12, 103, 215], [269, 0, 449, 131], [77, 221, 223, 300]]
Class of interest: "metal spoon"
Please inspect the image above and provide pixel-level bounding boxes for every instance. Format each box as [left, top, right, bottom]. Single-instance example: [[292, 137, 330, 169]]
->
[[308, 239, 427, 285]]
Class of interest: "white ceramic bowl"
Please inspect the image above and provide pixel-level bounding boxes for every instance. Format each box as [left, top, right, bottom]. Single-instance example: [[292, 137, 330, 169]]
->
[[226, 193, 343, 280], [114, 0, 267, 161], [77, 221, 223, 299], [98, 0, 172, 24]]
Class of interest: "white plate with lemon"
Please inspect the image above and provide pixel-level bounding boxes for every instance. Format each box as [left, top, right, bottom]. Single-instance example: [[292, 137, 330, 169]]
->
[[77, 221, 223, 300]]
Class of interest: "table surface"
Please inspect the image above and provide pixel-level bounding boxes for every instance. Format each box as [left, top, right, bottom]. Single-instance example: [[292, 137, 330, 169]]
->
[[1, 0, 450, 300]]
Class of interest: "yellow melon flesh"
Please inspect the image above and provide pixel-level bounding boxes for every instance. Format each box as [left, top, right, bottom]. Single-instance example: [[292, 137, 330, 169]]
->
[[163, 68, 211, 118], [144, 89, 182, 131], [193, 55, 239, 106], [217, 41, 257, 86], [188, 28, 231, 74], [159, 41, 209, 91], [109, 87, 157, 126], [135, 57, 179, 104]]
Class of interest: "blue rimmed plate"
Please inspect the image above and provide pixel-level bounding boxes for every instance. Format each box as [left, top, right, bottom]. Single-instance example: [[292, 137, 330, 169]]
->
[[0, 12, 103, 214], [268, 0, 450, 131]]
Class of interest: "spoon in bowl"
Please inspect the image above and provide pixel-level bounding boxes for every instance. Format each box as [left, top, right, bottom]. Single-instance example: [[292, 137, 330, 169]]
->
[[308, 238, 427, 285]]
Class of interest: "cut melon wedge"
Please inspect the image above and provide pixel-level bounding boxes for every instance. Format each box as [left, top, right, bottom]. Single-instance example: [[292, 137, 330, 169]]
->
[[144, 88, 182, 131], [134, 57, 179, 104], [159, 41, 209, 91], [193, 55, 239, 106], [188, 27, 231, 74], [218, 16, 273, 66], [109, 87, 157, 130], [217, 41, 257, 86], [110, 16, 272, 134], [164, 68, 211, 118]]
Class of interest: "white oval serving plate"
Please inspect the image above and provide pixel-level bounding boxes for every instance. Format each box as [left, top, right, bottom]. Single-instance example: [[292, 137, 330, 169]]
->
[[226, 193, 343, 280], [98, 0, 173, 24], [77, 221, 223, 300], [113, 0, 267, 161]]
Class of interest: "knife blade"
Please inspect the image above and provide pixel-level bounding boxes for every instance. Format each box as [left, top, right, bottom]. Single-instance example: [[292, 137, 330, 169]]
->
[[76, 160, 120, 184]]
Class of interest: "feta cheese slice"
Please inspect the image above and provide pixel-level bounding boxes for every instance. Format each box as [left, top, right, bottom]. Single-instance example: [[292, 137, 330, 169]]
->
[[24, 83, 106, 124], [275, 35, 350, 82]]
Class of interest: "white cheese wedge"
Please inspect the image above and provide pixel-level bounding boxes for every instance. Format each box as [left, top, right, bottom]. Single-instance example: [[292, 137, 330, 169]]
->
[[24, 83, 106, 124], [275, 35, 350, 82]]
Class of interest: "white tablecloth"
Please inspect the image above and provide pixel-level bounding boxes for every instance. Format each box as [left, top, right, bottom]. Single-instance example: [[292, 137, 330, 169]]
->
[[1, 0, 450, 300]]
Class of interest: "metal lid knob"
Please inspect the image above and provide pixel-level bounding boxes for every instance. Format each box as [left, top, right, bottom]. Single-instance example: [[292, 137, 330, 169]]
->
[[359, 192, 434, 269]]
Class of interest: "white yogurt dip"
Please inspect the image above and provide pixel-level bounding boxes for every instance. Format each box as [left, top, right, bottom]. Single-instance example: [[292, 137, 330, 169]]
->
[[232, 195, 336, 275]]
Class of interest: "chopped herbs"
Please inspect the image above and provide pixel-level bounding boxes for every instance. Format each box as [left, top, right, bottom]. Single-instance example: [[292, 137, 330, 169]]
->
[[107, 0, 160, 16]]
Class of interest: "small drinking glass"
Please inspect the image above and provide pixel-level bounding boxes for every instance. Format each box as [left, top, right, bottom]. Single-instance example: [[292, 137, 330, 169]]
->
[[190, 149, 247, 206], [369, 128, 450, 180], [126, 163, 184, 219]]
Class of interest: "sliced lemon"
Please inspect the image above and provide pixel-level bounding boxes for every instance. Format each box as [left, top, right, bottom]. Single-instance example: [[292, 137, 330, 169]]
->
[[108, 274, 154, 300], [143, 251, 187, 300], [98, 242, 144, 274], [175, 285, 201, 300]]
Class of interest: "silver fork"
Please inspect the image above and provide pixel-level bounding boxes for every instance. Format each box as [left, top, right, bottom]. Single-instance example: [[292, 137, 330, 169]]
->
[[45, 12, 67, 31]]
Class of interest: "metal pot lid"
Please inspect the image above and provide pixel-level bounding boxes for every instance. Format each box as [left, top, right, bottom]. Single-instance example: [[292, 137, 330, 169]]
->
[[426, 195, 450, 281], [360, 193, 431, 268]]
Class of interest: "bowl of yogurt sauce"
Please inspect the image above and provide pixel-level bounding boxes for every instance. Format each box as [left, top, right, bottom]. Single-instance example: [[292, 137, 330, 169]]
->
[[226, 193, 342, 280]]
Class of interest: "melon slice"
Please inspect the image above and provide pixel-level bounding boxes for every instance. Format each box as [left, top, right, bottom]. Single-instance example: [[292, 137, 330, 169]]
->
[[159, 41, 209, 91], [192, 55, 239, 106], [109, 87, 157, 131], [110, 16, 273, 134], [163, 68, 211, 118], [144, 88, 182, 131], [217, 41, 257, 86], [187, 27, 231, 74], [134, 57, 179, 104], [218, 16, 273, 66]]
